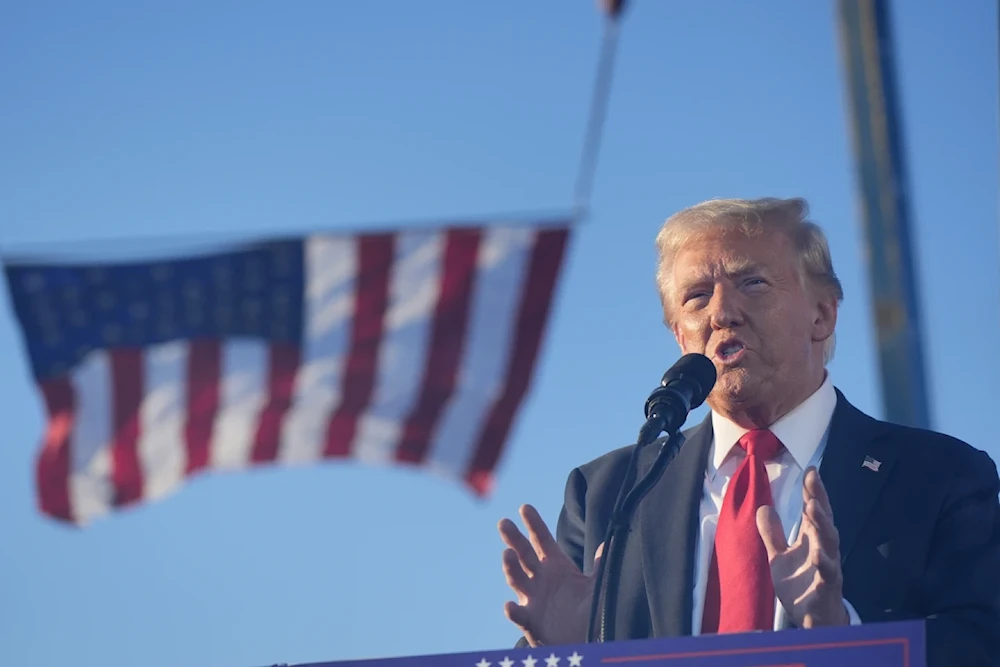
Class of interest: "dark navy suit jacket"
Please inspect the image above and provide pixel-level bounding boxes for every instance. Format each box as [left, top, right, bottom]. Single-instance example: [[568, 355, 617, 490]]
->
[[549, 390, 1000, 666]]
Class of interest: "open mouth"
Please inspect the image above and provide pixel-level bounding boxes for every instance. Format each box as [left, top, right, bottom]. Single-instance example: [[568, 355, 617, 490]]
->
[[715, 340, 746, 364]]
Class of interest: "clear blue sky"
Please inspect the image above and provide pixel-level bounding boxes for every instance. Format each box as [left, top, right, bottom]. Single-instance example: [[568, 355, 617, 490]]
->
[[1, 2, 996, 666]]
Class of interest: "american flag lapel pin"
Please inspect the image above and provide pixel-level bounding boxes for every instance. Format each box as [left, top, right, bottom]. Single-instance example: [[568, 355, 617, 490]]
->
[[862, 455, 882, 472]]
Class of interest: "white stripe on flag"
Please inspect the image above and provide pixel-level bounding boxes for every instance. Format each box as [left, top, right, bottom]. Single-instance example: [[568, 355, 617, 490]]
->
[[353, 230, 444, 464], [425, 225, 534, 477], [279, 235, 358, 463], [138, 341, 188, 501], [69, 350, 114, 522], [210, 340, 269, 469]]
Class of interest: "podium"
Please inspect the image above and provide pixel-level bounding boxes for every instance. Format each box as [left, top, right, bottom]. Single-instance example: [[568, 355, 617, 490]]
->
[[280, 620, 924, 667]]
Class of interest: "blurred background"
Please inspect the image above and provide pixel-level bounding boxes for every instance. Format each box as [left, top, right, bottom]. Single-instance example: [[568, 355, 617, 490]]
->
[[0, 2, 996, 666]]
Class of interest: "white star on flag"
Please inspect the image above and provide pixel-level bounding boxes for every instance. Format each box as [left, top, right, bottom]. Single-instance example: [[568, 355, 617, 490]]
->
[[499, 657, 515, 667], [568, 652, 583, 667], [476, 660, 491, 667], [545, 654, 560, 667], [522, 656, 537, 667]]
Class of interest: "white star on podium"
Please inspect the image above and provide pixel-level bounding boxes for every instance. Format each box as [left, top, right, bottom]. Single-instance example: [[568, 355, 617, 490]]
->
[[475, 659, 491, 667], [568, 652, 583, 667], [499, 657, 515, 667], [522, 656, 537, 667], [545, 653, 560, 667]]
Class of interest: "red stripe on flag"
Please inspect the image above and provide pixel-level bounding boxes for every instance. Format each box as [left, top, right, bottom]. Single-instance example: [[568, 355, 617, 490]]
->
[[324, 233, 395, 457], [185, 339, 221, 475], [36, 377, 75, 522], [251, 342, 302, 463], [110, 348, 144, 506], [396, 228, 482, 464], [465, 227, 570, 495]]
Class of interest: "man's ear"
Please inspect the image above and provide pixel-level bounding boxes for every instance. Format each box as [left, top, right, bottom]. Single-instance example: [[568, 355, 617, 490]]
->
[[812, 290, 838, 344]]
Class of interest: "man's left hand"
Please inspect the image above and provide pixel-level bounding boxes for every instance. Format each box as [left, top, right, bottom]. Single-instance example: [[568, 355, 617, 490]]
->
[[756, 466, 850, 628]]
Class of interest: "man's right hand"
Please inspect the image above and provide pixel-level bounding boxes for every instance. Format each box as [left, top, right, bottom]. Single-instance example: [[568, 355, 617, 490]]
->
[[498, 504, 603, 647]]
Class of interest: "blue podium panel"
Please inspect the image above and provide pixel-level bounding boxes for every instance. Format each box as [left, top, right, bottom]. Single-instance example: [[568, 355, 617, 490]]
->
[[287, 620, 924, 667]]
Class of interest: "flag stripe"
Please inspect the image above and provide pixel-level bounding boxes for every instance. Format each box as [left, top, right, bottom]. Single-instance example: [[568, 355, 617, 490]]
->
[[396, 229, 482, 464], [37, 377, 75, 521], [351, 231, 444, 465], [110, 348, 144, 506], [279, 236, 358, 464], [138, 341, 188, 502], [251, 342, 302, 464], [465, 227, 569, 494], [69, 352, 114, 523], [324, 234, 395, 458], [424, 225, 533, 477], [185, 339, 221, 474], [210, 341, 268, 469]]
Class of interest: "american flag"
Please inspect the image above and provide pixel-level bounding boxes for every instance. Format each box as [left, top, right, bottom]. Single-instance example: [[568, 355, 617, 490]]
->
[[4, 221, 570, 525]]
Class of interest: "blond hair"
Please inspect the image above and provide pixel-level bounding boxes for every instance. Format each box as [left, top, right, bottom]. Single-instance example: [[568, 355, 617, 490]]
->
[[655, 197, 844, 364]]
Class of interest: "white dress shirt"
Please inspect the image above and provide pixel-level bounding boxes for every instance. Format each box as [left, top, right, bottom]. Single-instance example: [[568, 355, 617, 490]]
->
[[689, 374, 861, 633]]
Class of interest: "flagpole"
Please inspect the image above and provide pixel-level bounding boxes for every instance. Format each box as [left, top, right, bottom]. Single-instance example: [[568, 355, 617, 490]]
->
[[572, 1, 628, 222]]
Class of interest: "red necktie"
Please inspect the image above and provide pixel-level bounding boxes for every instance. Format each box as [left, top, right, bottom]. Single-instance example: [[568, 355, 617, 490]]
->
[[701, 429, 783, 634]]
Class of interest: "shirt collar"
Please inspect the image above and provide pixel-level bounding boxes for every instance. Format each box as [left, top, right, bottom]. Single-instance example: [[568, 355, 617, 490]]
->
[[709, 373, 837, 476]]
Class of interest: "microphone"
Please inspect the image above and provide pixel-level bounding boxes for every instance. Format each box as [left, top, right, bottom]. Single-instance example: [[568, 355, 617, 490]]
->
[[638, 353, 717, 446], [587, 353, 717, 644]]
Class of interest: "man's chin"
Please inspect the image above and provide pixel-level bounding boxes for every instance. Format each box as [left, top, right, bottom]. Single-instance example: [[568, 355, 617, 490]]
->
[[708, 372, 757, 406]]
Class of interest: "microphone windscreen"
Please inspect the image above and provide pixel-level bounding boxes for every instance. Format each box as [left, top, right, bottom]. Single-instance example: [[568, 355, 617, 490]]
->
[[661, 353, 717, 409]]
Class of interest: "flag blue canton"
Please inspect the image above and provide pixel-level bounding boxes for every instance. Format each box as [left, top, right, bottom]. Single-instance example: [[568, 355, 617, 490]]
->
[[5, 240, 305, 380]]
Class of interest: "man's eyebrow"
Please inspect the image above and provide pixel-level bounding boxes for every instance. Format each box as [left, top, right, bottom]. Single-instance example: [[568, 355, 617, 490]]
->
[[673, 259, 772, 295], [725, 260, 766, 278], [677, 260, 763, 285], [675, 271, 713, 290]]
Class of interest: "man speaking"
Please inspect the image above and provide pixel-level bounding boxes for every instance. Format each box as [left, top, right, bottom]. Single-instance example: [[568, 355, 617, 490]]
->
[[497, 197, 1000, 666]]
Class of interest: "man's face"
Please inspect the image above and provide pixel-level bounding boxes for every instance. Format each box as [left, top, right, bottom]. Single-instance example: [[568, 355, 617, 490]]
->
[[664, 225, 835, 420]]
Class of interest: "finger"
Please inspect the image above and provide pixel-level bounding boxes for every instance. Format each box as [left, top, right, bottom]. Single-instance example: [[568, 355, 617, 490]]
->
[[804, 467, 834, 518], [502, 548, 532, 601], [799, 508, 839, 581], [756, 505, 788, 560], [805, 497, 840, 555], [498, 517, 542, 574], [520, 504, 560, 560], [816, 547, 843, 584], [504, 601, 538, 645], [798, 506, 819, 555]]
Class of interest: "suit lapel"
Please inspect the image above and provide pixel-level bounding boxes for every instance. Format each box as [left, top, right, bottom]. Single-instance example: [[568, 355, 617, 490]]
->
[[818, 389, 895, 563], [638, 414, 713, 637]]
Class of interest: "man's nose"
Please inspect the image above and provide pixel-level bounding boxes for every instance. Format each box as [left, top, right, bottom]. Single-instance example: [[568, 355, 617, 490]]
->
[[708, 285, 745, 329]]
